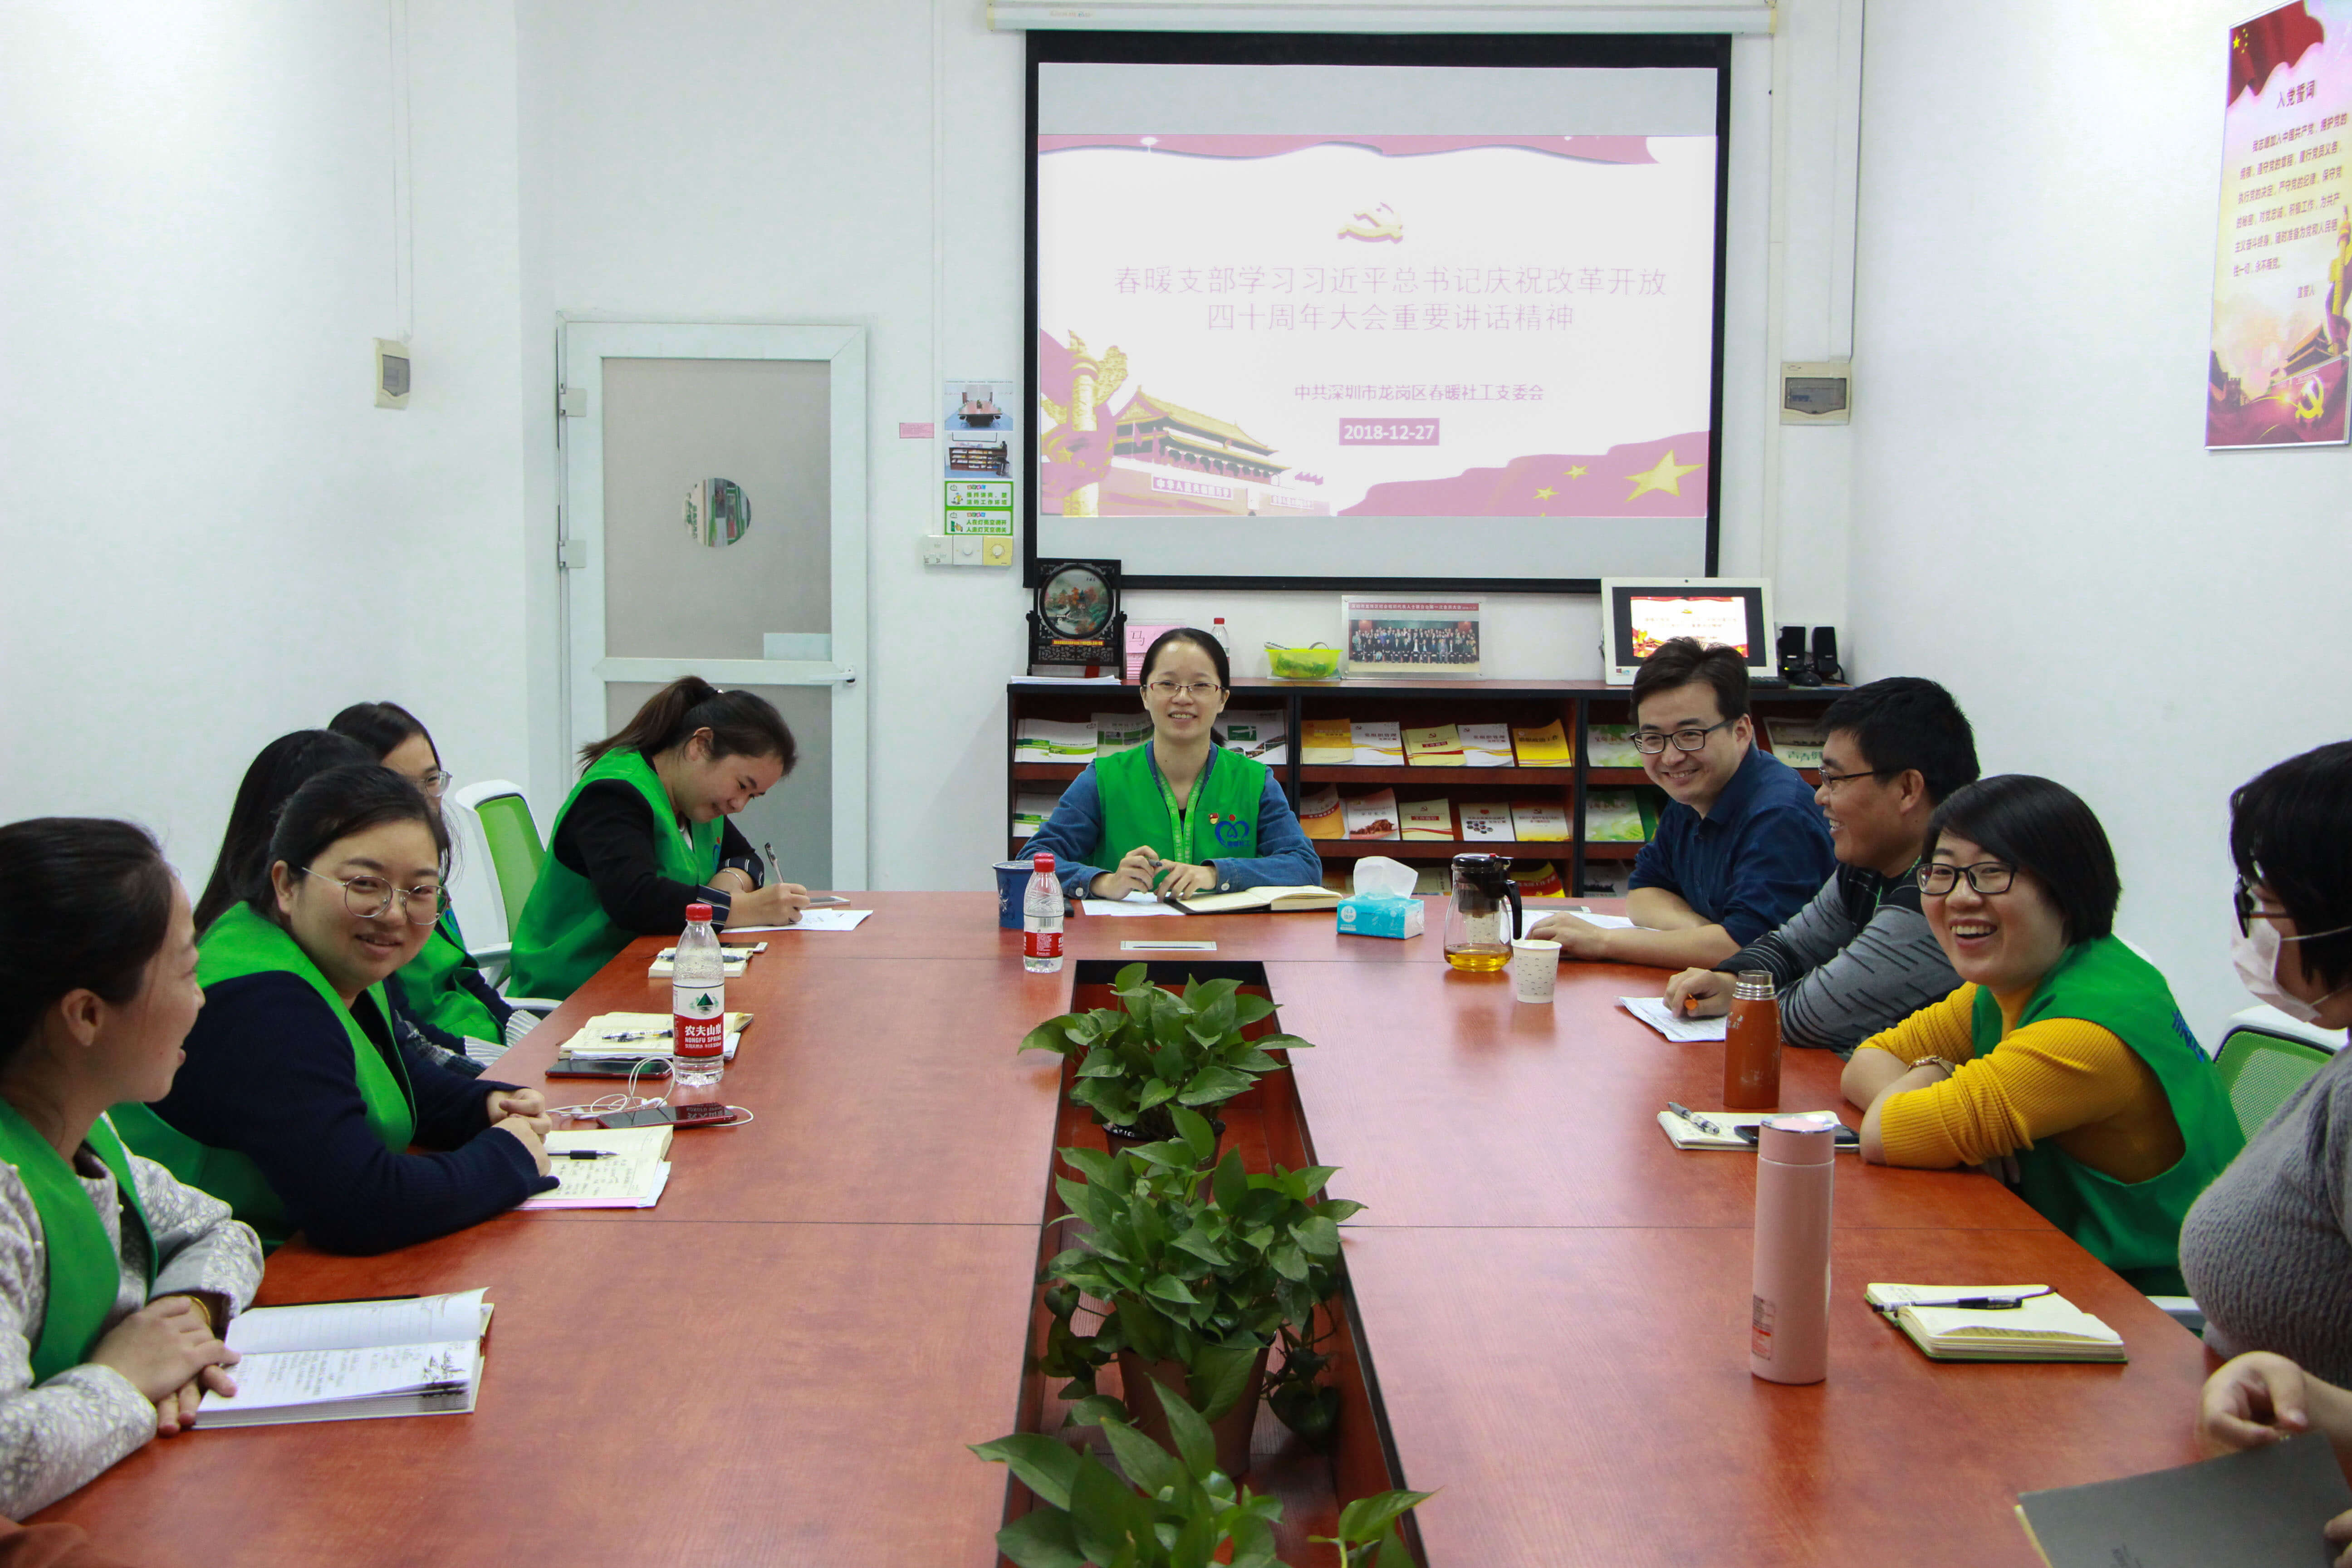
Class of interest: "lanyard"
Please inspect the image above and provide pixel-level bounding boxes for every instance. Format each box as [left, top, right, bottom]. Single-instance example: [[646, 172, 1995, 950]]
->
[[1149, 748, 1210, 867]]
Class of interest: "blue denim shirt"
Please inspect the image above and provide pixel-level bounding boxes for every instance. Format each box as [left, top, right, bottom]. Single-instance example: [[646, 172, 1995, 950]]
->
[[1024, 749, 1324, 898], [1627, 743, 1836, 947]]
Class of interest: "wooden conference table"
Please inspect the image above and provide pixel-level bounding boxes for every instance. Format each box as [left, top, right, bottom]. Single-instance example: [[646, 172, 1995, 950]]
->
[[44, 893, 2213, 1565]]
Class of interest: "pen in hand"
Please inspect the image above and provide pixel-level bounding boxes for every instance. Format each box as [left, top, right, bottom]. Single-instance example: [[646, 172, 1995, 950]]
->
[[762, 841, 784, 886]]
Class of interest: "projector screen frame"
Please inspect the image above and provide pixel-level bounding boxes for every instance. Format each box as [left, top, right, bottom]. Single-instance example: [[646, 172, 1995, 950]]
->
[[1023, 29, 1733, 594]]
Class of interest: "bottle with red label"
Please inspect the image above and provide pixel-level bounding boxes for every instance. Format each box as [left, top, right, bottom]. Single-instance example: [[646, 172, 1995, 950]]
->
[[671, 902, 727, 1087], [1023, 853, 1063, 974]]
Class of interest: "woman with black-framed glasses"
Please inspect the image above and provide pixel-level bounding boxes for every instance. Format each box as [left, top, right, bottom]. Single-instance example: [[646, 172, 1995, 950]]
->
[[1838, 774, 2243, 1293], [114, 765, 556, 1254]]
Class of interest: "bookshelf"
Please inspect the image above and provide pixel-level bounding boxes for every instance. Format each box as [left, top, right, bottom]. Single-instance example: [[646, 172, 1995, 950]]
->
[[1007, 677, 1845, 896]]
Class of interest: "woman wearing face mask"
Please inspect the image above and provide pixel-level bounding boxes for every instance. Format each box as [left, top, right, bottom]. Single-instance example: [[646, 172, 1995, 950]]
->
[[328, 701, 514, 1055], [1023, 627, 1320, 902], [113, 766, 556, 1254], [2184, 745, 2352, 1533], [1840, 775, 2243, 1293], [507, 677, 808, 1000], [0, 818, 259, 1516]]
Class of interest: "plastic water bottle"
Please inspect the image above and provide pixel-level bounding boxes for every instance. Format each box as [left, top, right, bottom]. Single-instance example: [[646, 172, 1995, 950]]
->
[[671, 902, 727, 1087], [1023, 853, 1063, 974], [1211, 617, 1231, 655]]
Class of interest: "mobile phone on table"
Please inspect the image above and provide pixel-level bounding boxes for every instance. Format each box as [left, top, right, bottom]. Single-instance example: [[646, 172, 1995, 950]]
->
[[594, 1103, 747, 1130], [547, 1054, 671, 1079], [1734, 1123, 1860, 1149]]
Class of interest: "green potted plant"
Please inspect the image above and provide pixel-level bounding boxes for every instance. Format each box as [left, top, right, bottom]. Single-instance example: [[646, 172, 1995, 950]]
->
[[1038, 1107, 1362, 1477], [972, 1377, 1432, 1568], [1019, 965, 1311, 1148]]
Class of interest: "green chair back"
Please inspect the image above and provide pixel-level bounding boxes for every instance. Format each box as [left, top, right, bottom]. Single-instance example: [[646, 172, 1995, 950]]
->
[[473, 792, 547, 929], [2212, 1027, 2333, 1142]]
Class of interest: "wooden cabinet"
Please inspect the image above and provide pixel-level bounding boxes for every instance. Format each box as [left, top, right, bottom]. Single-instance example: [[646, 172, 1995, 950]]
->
[[1009, 677, 1844, 895]]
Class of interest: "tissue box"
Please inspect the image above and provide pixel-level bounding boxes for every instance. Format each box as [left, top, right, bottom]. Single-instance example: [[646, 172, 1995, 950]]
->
[[1336, 894, 1425, 940]]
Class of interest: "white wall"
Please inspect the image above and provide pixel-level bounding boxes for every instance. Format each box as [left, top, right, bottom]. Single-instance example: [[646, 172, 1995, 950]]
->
[[515, 0, 1867, 892], [1848, 0, 2352, 1039], [0, 1, 528, 880]]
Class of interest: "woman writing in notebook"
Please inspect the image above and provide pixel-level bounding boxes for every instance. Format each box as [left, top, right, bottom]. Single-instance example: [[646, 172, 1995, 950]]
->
[[1839, 775, 2243, 1294], [506, 677, 809, 999], [1025, 628, 1320, 902], [329, 701, 515, 1056], [116, 765, 557, 1254], [0, 818, 260, 1516]]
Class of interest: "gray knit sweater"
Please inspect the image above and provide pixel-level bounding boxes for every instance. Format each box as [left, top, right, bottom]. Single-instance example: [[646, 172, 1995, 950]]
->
[[2180, 1046, 2352, 1383], [1716, 862, 1963, 1057]]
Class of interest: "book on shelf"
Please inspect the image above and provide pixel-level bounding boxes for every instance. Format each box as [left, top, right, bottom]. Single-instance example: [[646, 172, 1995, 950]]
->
[[1167, 884, 1344, 915], [1764, 718, 1827, 770], [1300, 718, 1354, 765], [1585, 724, 1648, 768], [1509, 719, 1574, 768], [1349, 720, 1404, 766], [1457, 721, 1515, 767], [199, 1289, 495, 1427], [1585, 789, 1650, 843], [519, 1126, 674, 1210], [1399, 798, 1455, 839], [1509, 799, 1570, 841], [1862, 1284, 2126, 1363], [1014, 718, 1098, 763], [2014, 1429, 2352, 1568], [1411, 865, 1451, 896], [1403, 723, 1465, 766], [1093, 711, 1152, 757], [1509, 860, 1563, 897], [1217, 709, 1288, 764], [1343, 788, 1401, 840], [1298, 783, 1344, 840], [1011, 789, 1062, 840], [1459, 801, 1514, 841]]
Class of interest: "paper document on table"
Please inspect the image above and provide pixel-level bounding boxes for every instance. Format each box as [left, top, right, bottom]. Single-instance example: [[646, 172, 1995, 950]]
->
[[779, 908, 872, 931], [1622, 996, 1729, 1042], [521, 1127, 674, 1210], [1080, 895, 1186, 917], [226, 1289, 491, 1356], [562, 1013, 750, 1062], [212, 1339, 480, 1413]]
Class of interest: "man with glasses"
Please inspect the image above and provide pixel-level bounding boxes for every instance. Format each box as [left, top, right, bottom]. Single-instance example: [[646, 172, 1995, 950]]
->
[[1533, 637, 1834, 969], [1659, 677, 1980, 1053]]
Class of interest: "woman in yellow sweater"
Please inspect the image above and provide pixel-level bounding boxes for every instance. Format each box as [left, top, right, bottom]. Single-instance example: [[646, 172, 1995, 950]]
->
[[1840, 774, 2242, 1293]]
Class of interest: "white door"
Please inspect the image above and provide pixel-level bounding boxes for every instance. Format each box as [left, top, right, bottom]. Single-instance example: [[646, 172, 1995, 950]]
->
[[558, 321, 867, 888]]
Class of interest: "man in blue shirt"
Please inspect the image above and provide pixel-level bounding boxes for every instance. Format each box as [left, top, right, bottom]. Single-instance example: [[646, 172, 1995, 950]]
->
[[1532, 637, 1834, 969]]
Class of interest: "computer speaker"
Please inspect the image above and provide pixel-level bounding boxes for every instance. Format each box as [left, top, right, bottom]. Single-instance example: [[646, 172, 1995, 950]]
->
[[1810, 627, 1844, 685]]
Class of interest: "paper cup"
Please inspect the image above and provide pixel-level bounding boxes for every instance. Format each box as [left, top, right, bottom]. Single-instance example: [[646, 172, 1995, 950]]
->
[[995, 861, 1038, 930], [1509, 938, 1562, 1003]]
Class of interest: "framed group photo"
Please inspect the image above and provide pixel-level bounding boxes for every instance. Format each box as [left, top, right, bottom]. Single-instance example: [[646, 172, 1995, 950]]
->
[[1341, 596, 1484, 678]]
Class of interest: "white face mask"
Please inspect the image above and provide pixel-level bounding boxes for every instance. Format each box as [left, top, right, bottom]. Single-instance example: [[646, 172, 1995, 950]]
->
[[2232, 916, 2352, 1025]]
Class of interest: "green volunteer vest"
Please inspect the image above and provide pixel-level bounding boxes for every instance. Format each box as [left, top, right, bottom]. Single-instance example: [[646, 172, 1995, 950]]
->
[[0, 1102, 153, 1383], [392, 910, 500, 1044], [112, 903, 418, 1250], [1094, 744, 1265, 886], [507, 749, 722, 1000], [1971, 935, 2245, 1294]]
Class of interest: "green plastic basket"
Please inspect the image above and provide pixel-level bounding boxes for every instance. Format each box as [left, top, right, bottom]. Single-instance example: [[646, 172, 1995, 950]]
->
[[1266, 643, 1340, 681]]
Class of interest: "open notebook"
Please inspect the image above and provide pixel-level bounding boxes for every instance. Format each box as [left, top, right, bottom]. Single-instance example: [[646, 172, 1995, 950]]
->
[[1865, 1283, 2126, 1362], [556, 1012, 754, 1065], [519, 1126, 674, 1210], [1164, 885, 1343, 915], [200, 1289, 493, 1427]]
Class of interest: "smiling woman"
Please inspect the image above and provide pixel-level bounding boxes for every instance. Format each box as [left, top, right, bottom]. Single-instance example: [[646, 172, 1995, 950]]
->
[[111, 767, 559, 1254], [506, 676, 808, 1000], [1838, 774, 2244, 1294]]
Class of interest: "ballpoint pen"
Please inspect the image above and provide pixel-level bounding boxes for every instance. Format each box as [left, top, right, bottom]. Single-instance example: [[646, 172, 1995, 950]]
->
[[1883, 1288, 2052, 1312], [763, 841, 784, 885], [1666, 1101, 1724, 1136], [548, 1150, 618, 1161], [597, 1029, 670, 1043]]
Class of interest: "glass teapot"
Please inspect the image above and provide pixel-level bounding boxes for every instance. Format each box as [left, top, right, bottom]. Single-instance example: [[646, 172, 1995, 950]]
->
[[1443, 853, 1523, 972]]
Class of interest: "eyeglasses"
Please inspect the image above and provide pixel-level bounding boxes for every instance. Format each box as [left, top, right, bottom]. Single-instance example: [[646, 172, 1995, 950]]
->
[[1916, 861, 2016, 897], [2233, 877, 2352, 940], [1631, 718, 1734, 755], [416, 769, 454, 798], [306, 868, 448, 925], [1146, 679, 1223, 700], [1815, 766, 1895, 794]]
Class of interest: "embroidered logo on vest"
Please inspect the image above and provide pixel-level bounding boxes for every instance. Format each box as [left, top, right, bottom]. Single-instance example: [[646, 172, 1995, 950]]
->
[[1210, 811, 1250, 848]]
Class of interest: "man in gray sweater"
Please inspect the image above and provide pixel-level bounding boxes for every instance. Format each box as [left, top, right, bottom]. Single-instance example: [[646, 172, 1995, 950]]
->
[[1661, 677, 1980, 1055]]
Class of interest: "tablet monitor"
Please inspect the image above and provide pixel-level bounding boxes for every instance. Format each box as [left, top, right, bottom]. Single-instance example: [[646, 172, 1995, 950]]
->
[[1599, 578, 1773, 686]]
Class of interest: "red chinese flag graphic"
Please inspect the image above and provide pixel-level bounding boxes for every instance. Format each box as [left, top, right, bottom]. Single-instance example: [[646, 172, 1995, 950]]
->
[[2230, 2, 2328, 106]]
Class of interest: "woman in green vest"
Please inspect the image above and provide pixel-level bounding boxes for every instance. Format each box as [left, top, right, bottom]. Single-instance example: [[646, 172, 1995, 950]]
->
[[508, 676, 808, 1000], [116, 765, 557, 1254], [0, 818, 259, 1515], [328, 701, 514, 1056], [1841, 775, 2243, 1293], [1024, 628, 1322, 902]]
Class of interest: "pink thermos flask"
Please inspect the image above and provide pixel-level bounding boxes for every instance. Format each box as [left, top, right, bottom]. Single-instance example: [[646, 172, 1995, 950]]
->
[[1749, 1110, 1837, 1384]]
